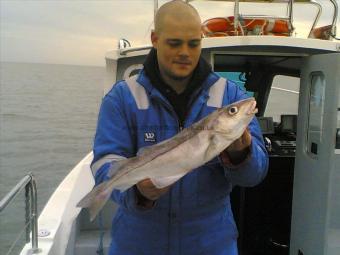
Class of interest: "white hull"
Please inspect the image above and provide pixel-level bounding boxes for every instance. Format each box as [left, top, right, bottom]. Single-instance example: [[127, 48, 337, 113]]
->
[[20, 153, 95, 255]]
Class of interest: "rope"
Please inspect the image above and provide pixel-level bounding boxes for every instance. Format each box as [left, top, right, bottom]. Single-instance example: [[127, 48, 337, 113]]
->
[[96, 211, 105, 255], [6, 214, 34, 255]]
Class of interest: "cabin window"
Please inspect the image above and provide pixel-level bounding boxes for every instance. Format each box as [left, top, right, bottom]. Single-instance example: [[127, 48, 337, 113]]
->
[[307, 72, 325, 156], [264, 75, 300, 123], [217, 72, 245, 88], [337, 95, 340, 129], [329, 83, 340, 245], [123, 64, 143, 79], [336, 94, 340, 150], [216, 72, 253, 96]]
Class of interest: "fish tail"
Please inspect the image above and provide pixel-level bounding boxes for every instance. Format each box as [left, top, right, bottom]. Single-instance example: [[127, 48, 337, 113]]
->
[[77, 181, 114, 221]]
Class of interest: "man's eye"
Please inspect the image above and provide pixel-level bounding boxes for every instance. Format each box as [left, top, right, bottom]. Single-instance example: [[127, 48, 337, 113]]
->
[[168, 41, 182, 48], [188, 40, 201, 48]]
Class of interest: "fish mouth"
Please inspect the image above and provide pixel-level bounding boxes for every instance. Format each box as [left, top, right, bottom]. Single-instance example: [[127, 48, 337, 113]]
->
[[246, 99, 258, 115]]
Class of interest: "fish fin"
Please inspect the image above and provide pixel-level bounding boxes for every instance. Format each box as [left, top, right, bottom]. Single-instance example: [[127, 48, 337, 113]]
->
[[112, 182, 133, 192], [136, 146, 149, 156], [136, 138, 171, 156], [150, 174, 184, 188], [136, 136, 174, 156], [204, 134, 225, 161], [77, 181, 114, 221], [107, 159, 128, 178]]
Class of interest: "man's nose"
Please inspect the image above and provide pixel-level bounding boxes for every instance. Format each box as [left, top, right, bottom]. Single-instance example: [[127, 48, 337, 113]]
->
[[178, 43, 190, 57]]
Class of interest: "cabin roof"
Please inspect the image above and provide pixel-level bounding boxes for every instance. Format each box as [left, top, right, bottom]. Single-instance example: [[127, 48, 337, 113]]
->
[[106, 36, 340, 60]]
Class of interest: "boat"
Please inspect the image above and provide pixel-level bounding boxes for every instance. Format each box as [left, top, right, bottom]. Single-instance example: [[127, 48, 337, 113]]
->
[[1, 0, 339, 254]]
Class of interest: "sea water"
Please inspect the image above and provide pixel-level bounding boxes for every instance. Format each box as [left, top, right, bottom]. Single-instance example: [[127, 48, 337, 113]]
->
[[0, 62, 105, 254]]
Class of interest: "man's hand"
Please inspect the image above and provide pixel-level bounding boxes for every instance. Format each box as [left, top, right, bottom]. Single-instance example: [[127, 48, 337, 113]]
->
[[135, 179, 171, 208], [227, 128, 252, 154], [137, 178, 171, 200], [220, 128, 252, 166]]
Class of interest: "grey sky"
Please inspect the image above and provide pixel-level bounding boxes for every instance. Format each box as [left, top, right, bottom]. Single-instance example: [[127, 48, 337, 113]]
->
[[1, 0, 339, 66]]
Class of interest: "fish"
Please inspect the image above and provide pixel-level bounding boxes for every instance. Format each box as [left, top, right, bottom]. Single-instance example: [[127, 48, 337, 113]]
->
[[77, 97, 258, 220]]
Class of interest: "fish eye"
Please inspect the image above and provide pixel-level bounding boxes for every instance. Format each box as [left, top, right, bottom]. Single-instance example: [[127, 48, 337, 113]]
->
[[228, 106, 238, 115]]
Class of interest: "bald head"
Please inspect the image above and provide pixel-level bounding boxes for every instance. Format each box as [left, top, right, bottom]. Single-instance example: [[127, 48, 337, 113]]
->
[[151, 1, 202, 91], [154, 0, 201, 35]]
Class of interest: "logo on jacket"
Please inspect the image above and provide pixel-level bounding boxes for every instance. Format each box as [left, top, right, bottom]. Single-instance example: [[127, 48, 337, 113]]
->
[[144, 132, 156, 142]]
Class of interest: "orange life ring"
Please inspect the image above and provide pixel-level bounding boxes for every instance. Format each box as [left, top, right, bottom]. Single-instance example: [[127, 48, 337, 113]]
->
[[202, 16, 291, 37], [201, 17, 234, 37], [264, 19, 291, 34], [309, 25, 332, 40]]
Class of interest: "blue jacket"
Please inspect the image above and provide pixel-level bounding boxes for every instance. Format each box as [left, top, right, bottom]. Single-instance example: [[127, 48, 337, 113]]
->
[[92, 70, 268, 255]]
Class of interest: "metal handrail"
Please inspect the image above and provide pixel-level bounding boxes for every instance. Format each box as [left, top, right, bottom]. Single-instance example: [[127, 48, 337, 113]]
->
[[307, 0, 323, 38], [0, 173, 40, 254], [120, 45, 152, 56], [153, 0, 297, 36], [329, 0, 338, 38]]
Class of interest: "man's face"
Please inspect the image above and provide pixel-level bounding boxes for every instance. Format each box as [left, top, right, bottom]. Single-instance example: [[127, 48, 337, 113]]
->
[[152, 15, 202, 81]]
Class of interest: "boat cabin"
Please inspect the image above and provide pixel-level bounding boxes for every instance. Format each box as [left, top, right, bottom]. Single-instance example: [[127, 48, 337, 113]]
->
[[16, 1, 340, 255], [98, 35, 340, 255]]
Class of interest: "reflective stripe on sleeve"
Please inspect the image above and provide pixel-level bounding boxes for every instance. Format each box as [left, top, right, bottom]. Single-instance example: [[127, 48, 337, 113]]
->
[[125, 75, 149, 110], [91, 154, 127, 176], [206, 77, 227, 108]]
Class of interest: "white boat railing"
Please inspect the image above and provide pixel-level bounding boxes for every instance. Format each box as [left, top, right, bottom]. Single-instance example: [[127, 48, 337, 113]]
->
[[329, 0, 339, 38], [150, 0, 338, 40], [0, 174, 40, 255]]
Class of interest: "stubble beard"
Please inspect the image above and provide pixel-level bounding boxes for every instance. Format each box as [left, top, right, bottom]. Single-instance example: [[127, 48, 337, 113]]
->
[[164, 67, 192, 82]]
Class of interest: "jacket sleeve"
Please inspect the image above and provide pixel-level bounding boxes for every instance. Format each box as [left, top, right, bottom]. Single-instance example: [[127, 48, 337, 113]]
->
[[222, 80, 269, 187], [91, 83, 140, 211]]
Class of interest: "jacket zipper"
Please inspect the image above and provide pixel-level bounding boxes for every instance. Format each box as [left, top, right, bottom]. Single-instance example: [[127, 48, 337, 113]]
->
[[151, 95, 182, 254], [152, 96, 182, 132]]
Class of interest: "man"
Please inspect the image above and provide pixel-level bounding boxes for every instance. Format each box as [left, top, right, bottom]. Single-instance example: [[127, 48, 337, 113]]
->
[[92, 1, 268, 254]]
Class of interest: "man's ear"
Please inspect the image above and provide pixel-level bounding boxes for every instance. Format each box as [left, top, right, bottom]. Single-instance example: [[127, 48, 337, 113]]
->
[[151, 31, 158, 49]]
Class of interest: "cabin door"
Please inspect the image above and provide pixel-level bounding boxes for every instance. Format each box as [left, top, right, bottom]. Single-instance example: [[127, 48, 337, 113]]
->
[[290, 53, 340, 255]]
